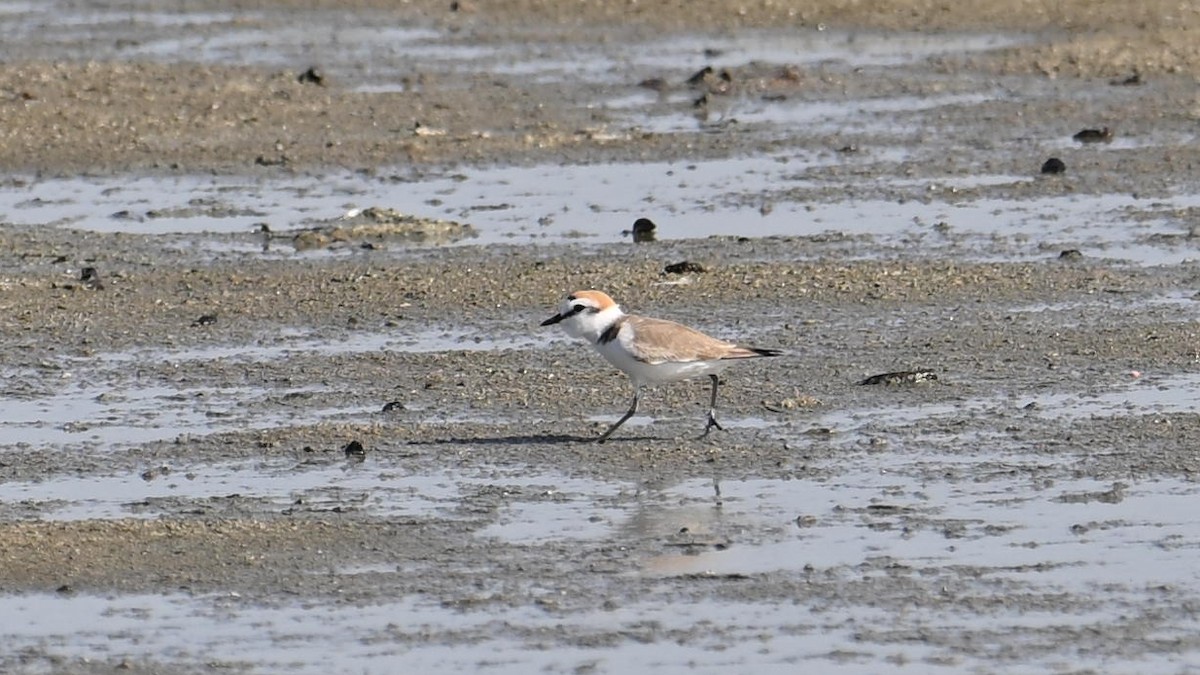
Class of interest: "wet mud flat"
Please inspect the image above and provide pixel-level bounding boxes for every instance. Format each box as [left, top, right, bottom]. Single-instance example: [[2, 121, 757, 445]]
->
[[5, 235, 1200, 673], [4, 0, 1200, 673]]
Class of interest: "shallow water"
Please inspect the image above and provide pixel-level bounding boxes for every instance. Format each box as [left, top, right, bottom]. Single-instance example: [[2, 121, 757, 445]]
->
[[2, 327, 1186, 455], [0, 1, 1026, 85], [4, 463, 1199, 673], [7, 159, 1200, 264], [5, 3, 1200, 674], [0, 4, 1194, 264], [813, 371, 1200, 433]]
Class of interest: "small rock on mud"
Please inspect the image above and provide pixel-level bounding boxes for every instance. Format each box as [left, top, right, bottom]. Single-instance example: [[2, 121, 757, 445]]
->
[[1073, 127, 1114, 143], [625, 217, 657, 243], [858, 370, 939, 386], [294, 207, 476, 250], [1041, 157, 1066, 174], [343, 440, 366, 460], [664, 261, 707, 274]]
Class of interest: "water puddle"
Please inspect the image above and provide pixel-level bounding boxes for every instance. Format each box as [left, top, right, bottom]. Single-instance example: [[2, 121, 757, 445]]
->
[[4, 462, 1199, 673], [632, 31, 1027, 72], [0, 588, 961, 673], [0, 325, 556, 450], [475, 475, 628, 544], [640, 471, 1200, 587], [0, 459, 627, 524], [627, 465, 1200, 672], [0, 2, 1027, 88], [0, 383, 365, 448], [628, 90, 995, 135], [0, 6, 1181, 263], [1027, 372, 1200, 421], [0, 461, 463, 521], [7, 159, 1200, 264], [582, 413, 782, 433], [83, 326, 556, 365], [813, 372, 1200, 438], [2, 158, 822, 245], [0, 6, 1189, 264]]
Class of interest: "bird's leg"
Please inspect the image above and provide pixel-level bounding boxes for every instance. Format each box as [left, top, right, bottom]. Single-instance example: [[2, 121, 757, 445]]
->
[[702, 374, 725, 436], [597, 386, 641, 443]]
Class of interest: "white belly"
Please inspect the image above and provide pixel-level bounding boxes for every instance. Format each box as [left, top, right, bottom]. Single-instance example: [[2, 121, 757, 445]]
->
[[596, 341, 727, 385]]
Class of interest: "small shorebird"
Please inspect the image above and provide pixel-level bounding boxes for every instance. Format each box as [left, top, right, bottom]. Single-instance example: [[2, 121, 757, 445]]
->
[[540, 290, 782, 442]]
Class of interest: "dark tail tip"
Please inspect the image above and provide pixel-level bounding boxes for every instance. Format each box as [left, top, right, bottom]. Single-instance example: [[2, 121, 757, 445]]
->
[[751, 347, 783, 357]]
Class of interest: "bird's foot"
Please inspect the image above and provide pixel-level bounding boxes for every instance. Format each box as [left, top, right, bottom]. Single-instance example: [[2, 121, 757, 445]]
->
[[701, 411, 725, 437], [596, 422, 623, 444]]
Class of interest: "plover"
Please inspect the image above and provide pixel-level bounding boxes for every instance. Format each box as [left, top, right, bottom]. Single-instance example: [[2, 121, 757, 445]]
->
[[541, 290, 781, 442]]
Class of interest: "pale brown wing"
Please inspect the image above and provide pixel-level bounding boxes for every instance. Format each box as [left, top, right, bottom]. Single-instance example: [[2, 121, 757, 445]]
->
[[624, 315, 741, 364]]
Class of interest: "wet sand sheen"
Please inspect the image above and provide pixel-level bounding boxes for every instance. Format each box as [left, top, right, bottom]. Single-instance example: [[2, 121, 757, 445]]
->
[[4, 0, 1200, 673]]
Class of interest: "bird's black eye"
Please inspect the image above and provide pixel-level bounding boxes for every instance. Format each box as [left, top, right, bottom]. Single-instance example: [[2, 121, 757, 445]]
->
[[572, 304, 586, 314]]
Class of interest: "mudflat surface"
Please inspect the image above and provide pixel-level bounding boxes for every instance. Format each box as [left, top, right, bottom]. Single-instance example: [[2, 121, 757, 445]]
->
[[4, 1, 1200, 673]]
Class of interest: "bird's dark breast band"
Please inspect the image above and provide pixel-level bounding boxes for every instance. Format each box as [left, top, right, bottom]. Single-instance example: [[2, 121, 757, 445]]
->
[[597, 318, 625, 344]]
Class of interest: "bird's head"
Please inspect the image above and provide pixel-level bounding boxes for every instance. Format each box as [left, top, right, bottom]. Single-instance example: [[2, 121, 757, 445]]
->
[[540, 290, 621, 341]]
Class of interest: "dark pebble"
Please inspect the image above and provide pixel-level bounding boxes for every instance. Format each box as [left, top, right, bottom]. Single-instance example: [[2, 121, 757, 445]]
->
[[1073, 127, 1113, 143], [1040, 157, 1066, 174], [297, 66, 325, 86], [686, 66, 713, 86], [80, 267, 104, 290], [628, 217, 657, 243], [110, 209, 144, 221]]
